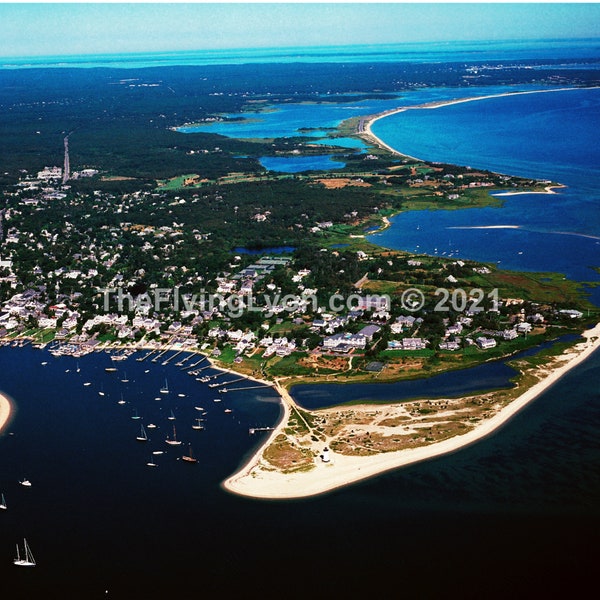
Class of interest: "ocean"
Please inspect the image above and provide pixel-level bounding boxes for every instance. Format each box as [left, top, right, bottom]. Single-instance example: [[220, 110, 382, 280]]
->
[[368, 87, 600, 302], [1, 344, 599, 597], [1, 41, 600, 597]]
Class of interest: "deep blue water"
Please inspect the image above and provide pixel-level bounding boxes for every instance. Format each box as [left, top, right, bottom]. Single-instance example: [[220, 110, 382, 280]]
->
[[368, 87, 600, 302], [1, 344, 599, 596]]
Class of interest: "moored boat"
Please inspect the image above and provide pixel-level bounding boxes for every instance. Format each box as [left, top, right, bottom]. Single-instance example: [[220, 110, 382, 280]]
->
[[13, 538, 36, 567]]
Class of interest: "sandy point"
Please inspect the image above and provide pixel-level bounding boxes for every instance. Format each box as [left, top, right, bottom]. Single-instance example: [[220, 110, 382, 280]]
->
[[0, 391, 15, 435], [222, 323, 600, 500]]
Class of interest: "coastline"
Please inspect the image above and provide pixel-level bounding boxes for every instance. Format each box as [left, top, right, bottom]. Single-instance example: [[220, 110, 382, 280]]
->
[[0, 391, 13, 435], [360, 86, 599, 161], [222, 322, 600, 500]]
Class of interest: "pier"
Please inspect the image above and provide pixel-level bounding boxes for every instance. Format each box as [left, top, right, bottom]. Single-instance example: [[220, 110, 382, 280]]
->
[[185, 356, 207, 370], [222, 384, 273, 392], [163, 348, 185, 365], [212, 377, 246, 388], [137, 350, 155, 362], [249, 426, 275, 435], [176, 353, 195, 367]]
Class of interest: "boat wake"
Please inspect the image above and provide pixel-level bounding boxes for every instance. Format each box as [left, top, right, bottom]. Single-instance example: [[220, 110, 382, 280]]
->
[[446, 225, 521, 230], [446, 225, 600, 241]]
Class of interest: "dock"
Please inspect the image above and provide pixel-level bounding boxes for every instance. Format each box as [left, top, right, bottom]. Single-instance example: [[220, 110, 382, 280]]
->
[[249, 426, 275, 435], [221, 384, 273, 392], [137, 350, 155, 362], [185, 356, 207, 370], [212, 377, 246, 388]]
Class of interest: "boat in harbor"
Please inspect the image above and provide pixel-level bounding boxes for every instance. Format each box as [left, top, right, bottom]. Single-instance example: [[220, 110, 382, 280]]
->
[[104, 367, 117, 373], [118, 394, 126, 405], [19, 479, 31, 487], [167, 409, 176, 421], [147, 423, 157, 429], [160, 379, 169, 394], [146, 456, 158, 467], [192, 418, 204, 430], [121, 372, 129, 383], [84, 382, 91, 386], [194, 406, 204, 411], [136, 424, 148, 442], [13, 538, 36, 567], [218, 387, 229, 394], [165, 424, 182, 446], [181, 444, 197, 463], [131, 408, 141, 420], [0, 493, 7, 510]]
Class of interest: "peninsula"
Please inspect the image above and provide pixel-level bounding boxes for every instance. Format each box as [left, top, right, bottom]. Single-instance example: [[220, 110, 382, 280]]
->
[[223, 322, 600, 499]]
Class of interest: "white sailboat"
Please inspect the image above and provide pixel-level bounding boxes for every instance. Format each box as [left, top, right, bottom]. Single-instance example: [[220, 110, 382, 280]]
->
[[13, 538, 36, 567], [19, 479, 32, 487], [131, 408, 141, 420], [160, 379, 169, 394], [121, 372, 129, 383], [146, 456, 158, 467], [0, 493, 7, 510], [136, 424, 148, 442], [181, 443, 198, 463], [192, 418, 204, 430], [165, 424, 182, 446], [167, 409, 176, 421]]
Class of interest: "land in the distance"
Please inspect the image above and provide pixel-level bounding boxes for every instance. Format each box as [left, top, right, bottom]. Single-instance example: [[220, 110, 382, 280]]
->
[[1, 59, 599, 497]]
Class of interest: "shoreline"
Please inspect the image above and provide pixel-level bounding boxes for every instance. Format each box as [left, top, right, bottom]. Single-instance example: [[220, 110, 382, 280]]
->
[[222, 322, 600, 500], [0, 391, 14, 435], [360, 86, 599, 162]]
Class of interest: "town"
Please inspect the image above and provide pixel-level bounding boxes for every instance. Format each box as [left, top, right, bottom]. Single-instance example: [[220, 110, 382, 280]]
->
[[0, 161, 591, 383]]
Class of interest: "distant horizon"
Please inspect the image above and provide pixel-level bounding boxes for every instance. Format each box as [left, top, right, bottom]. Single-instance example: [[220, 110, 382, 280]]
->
[[2, 2, 599, 59], [2, 35, 600, 63]]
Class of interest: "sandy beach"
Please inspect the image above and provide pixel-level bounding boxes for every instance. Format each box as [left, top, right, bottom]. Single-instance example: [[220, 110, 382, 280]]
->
[[223, 323, 600, 500], [360, 86, 599, 160], [0, 391, 13, 435]]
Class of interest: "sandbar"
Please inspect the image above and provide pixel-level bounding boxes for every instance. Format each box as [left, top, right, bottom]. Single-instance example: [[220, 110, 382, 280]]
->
[[222, 323, 600, 500], [0, 391, 13, 435]]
